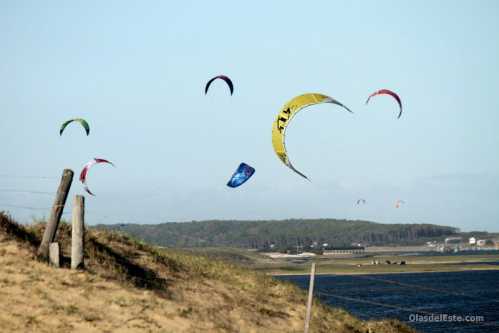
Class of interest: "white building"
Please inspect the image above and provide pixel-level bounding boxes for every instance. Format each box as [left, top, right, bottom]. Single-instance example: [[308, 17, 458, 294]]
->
[[469, 237, 476, 245], [477, 239, 487, 247], [445, 237, 462, 245]]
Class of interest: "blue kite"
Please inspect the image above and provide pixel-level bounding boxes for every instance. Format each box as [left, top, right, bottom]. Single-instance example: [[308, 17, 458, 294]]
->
[[227, 163, 255, 188]]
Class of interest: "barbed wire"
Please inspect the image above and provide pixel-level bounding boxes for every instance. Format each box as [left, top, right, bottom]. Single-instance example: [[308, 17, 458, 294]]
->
[[0, 174, 58, 180], [1, 204, 50, 211], [0, 203, 116, 220], [316, 290, 435, 316], [347, 274, 499, 303], [0, 189, 53, 195], [316, 290, 499, 329]]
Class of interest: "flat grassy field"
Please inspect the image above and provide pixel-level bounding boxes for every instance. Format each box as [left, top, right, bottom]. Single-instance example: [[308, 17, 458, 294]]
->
[[186, 247, 499, 276]]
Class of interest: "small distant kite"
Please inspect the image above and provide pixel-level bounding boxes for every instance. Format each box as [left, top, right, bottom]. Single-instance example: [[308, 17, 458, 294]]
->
[[356, 199, 366, 205], [227, 163, 255, 188], [395, 199, 406, 208], [205, 75, 234, 95], [366, 89, 403, 119], [79, 158, 115, 196], [60, 118, 90, 136], [272, 93, 352, 180]]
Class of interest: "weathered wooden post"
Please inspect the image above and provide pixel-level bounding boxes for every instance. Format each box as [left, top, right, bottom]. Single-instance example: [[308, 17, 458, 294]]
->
[[49, 242, 60, 268], [304, 262, 316, 333], [37, 169, 74, 260], [71, 195, 85, 269]]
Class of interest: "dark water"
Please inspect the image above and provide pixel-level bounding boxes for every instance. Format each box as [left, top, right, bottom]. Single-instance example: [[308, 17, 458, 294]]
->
[[277, 271, 499, 333]]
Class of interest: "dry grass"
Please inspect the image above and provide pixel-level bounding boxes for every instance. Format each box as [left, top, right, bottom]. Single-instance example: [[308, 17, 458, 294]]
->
[[0, 212, 416, 333]]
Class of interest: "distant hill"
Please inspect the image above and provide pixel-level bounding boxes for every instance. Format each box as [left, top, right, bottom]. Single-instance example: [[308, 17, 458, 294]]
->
[[98, 219, 460, 249]]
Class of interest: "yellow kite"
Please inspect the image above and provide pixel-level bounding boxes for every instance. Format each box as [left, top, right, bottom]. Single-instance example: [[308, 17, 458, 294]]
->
[[272, 93, 352, 180]]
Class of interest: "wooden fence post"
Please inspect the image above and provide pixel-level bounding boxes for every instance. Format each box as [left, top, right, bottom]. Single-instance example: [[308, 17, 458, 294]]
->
[[49, 242, 60, 268], [71, 195, 85, 269], [304, 262, 316, 333], [37, 169, 74, 260]]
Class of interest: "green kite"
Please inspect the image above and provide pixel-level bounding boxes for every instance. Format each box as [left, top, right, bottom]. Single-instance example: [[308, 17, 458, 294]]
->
[[60, 118, 90, 136]]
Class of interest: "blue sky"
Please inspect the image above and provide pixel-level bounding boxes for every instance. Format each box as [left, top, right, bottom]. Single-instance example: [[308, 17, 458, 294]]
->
[[1, 1, 498, 231]]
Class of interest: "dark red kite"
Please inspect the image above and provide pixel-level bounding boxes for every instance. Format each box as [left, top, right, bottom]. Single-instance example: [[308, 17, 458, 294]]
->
[[366, 89, 403, 119], [79, 158, 115, 196]]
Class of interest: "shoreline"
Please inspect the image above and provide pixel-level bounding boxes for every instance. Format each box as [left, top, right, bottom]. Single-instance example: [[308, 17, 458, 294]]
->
[[266, 265, 499, 276]]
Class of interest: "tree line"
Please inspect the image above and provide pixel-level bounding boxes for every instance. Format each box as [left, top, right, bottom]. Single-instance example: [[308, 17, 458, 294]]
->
[[98, 218, 461, 249]]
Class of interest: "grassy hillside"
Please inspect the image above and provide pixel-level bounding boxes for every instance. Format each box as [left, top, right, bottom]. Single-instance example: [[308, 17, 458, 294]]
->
[[99, 219, 459, 249], [0, 212, 415, 333]]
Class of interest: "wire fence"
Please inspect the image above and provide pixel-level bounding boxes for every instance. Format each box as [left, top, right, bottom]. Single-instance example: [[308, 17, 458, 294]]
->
[[0, 175, 58, 211], [1, 175, 88, 218], [316, 288, 499, 330], [315, 289, 499, 330], [308, 264, 499, 331], [348, 273, 499, 304], [0, 174, 58, 180], [0, 203, 52, 211], [0, 189, 54, 195]]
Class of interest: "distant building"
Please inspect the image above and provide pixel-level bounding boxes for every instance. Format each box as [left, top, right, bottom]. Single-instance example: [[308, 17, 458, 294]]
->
[[477, 239, 487, 247], [469, 237, 476, 245], [445, 237, 462, 245], [437, 244, 459, 253], [323, 246, 365, 255]]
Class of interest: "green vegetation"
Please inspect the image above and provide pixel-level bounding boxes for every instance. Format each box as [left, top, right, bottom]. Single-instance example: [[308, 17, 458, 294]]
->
[[99, 218, 460, 248]]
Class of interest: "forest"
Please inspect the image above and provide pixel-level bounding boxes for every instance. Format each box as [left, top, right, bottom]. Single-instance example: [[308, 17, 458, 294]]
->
[[99, 219, 461, 249]]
